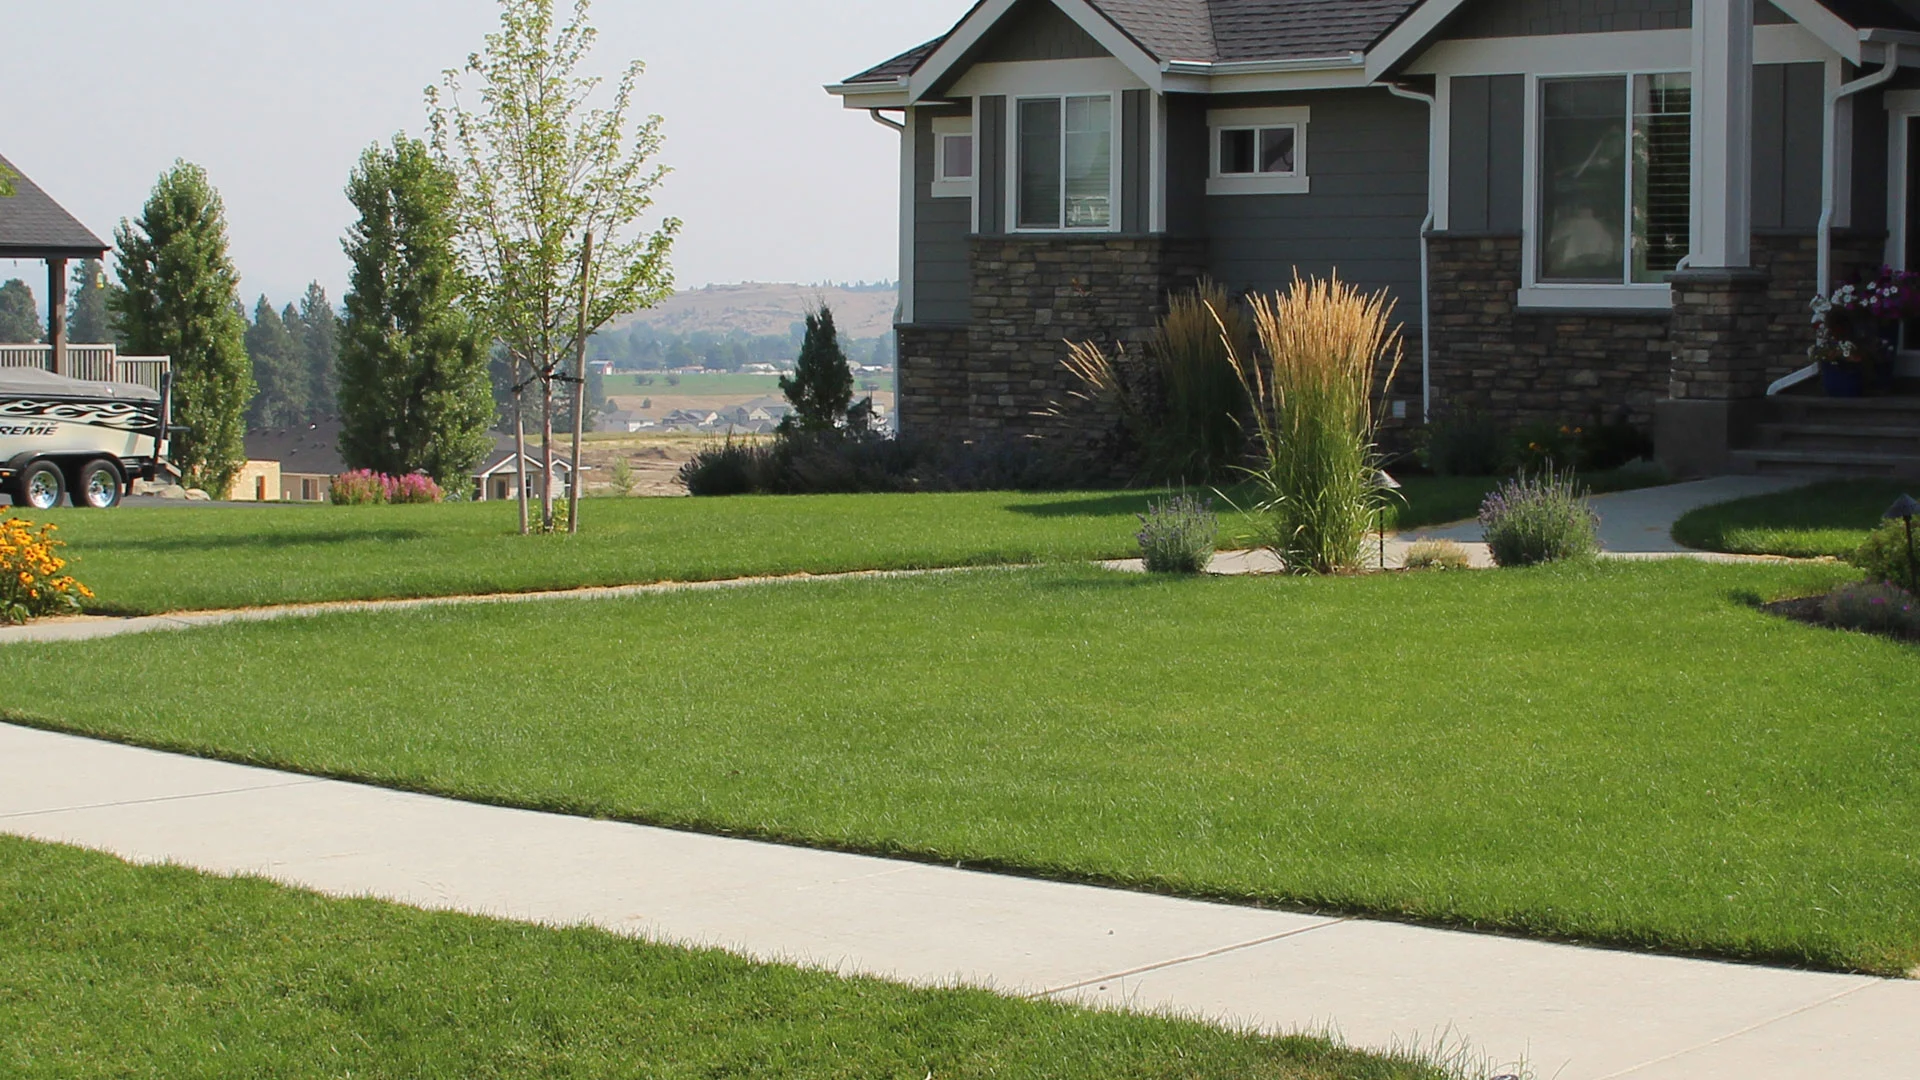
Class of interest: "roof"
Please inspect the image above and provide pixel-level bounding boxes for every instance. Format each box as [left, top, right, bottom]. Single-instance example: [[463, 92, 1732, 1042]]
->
[[244, 420, 346, 475], [477, 434, 574, 476], [842, 0, 1920, 86], [0, 153, 109, 260]]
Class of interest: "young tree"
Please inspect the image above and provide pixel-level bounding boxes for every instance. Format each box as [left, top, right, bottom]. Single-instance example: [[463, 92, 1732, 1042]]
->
[[294, 283, 341, 418], [0, 280, 41, 343], [429, 0, 679, 532], [112, 162, 255, 494], [778, 306, 854, 435], [338, 136, 494, 487], [67, 260, 117, 345], [245, 296, 306, 428]]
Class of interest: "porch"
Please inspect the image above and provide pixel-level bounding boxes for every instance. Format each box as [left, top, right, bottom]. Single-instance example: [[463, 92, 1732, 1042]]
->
[[0, 344, 170, 390]]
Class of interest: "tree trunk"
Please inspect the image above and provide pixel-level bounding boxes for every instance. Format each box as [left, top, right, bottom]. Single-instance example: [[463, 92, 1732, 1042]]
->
[[512, 353, 529, 536], [568, 232, 595, 535], [541, 361, 555, 533]]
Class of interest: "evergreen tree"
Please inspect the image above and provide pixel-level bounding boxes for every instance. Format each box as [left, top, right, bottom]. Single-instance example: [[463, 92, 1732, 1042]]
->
[[112, 161, 254, 494], [294, 282, 340, 419], [0, 279, 41, 343], [778, 306, 853, 434], [67, 259, 117, 345], [245, 295, 306, 428], [338, 136, 493, 486]]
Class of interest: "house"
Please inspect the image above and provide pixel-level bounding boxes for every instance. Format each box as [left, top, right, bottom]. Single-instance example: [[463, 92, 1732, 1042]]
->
[[472, 435, 577, 502], [831, 0, 1920, 476], [240, 422, 345, 502]]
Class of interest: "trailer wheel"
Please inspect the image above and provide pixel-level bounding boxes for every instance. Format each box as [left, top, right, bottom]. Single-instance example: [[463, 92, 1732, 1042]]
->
[[13, 461, 65, 511], [71, 459, 124, 509]]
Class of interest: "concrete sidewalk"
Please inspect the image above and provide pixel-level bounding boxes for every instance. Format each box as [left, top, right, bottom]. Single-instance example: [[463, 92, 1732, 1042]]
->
[[4, 723, 1913, 1079], [1407, 475, 1808, 557]]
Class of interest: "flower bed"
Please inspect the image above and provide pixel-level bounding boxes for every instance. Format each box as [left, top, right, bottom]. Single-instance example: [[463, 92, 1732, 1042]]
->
[[0, 516, 94, 624]]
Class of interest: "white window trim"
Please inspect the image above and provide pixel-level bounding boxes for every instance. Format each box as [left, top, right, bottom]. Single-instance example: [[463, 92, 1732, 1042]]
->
[[1520, 70, 1688, 311], [1007, 92, 1123, 234], [1206, 106, 1311, 195], [931, 116, 974, 199]]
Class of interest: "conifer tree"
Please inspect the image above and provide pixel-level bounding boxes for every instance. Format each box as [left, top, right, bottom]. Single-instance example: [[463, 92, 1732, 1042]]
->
[[338, 136, 493, 486], [112, 162, 254, 494], [245, 296, 306, 428], [67, 260, 117, 345], [0, 279, 40, 343], [778, 306, 853, 434], [295, 283, 341, 419]]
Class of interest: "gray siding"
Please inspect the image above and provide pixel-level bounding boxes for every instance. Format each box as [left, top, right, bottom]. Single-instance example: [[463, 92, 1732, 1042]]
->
[[1448, 74, 1524, 233], [977, 0, 1108, 62], [913, 106, 973, 326], [979, 96, 1008, 236], [1853, 86, 1893, 236], [1751, 63, 1825, 232], [1447, 0, 1689, 36], [1122, 89, 1152, 233], [1192, 89, 1431, 326], [1165, 94, 1210, 236]]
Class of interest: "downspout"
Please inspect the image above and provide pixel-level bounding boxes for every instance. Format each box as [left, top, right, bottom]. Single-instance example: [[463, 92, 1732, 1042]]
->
[[868, 108, 904, 133], [1386, 82, 1436, 423], [871, 107, 908, 432], [1819, 44, 1898, 296]]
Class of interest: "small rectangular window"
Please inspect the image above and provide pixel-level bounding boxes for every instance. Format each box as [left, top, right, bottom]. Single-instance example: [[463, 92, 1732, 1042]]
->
[[938, 133, 973, 181], [1218, 126, 1298, 176]]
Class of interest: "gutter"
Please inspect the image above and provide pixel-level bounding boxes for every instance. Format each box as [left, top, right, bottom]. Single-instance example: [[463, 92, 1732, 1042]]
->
[[1384, 82, 1436, 424], [1160, 53, 1365, 77]]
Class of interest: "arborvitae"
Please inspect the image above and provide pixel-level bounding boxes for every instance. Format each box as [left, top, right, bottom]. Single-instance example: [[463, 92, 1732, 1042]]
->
[[295, 283, 340, 419], [338, 136, 493, 486], [112, 161, 254, 495], [245, 296, 306, 428], [0, 279, 40, 343], [67, 260, 118, 345], [778, 306, 853, 434]]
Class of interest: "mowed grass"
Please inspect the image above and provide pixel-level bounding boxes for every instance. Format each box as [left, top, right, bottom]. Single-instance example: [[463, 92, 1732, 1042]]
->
[[7, 559, 1918, 974], [1671, 479, 1910, 558], [0, 838, 1451, 1080], [39, 479, 1517, 615]]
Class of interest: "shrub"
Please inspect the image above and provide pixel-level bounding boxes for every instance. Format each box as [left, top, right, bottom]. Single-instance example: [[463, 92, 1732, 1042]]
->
[[0, 516, 93, 623], [1852, 519, 1920, 594], [1478, 469, 1600, 567], [1418, 413, 1510, 476], [330, 469, 389, 505], [1579, 418, 1655, 471], [1136, 493, 1219, 574], [1513, 422, 1585, 474], [389, 473, 444, 505], [1402, 539, 1472, 571], [1227, 273, 1402, 574], [678, 438, 780, 496], [1820, 581, 1920, 638]]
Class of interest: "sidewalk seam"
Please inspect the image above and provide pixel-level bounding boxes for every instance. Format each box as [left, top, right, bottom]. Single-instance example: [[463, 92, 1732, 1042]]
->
[[1589, 981, 1878, 1079], [1030, 917, 1352, 999], [0, 778, 326, 821]]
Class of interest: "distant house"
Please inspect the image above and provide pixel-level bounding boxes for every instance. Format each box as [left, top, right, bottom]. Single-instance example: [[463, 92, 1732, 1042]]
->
[[239, 421, 346, 502], [587, 359, 616, 376], [473, 435, 576, 502], [602, 408, 654, 433]]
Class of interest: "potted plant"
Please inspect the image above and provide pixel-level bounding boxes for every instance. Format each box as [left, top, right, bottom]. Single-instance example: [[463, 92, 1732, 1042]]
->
[[1809, 267, 1920, 397]]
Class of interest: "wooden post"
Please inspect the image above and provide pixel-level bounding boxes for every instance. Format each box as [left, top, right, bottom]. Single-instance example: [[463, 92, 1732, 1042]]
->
[[47, 258, 68, 376], [512, 352, 530, 535], [568, 232, 594, 535]]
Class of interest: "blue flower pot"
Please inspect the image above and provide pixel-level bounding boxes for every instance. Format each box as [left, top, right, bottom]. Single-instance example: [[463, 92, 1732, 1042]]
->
[[1821, 362, 1867, 398]]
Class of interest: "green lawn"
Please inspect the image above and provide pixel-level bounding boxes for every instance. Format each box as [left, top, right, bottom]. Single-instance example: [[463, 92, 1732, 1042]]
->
[[8, 559, 1917, 975], [38, 479, 1522, 615], [0, 838, 1449, 1080], [1671, 479, 1911, 559], [604, 372, 783, 397]]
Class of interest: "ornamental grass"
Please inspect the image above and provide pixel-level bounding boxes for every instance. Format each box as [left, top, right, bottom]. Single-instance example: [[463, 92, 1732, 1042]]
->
[[0, 516, 93, 624], [1219, 274, 1402, 574]]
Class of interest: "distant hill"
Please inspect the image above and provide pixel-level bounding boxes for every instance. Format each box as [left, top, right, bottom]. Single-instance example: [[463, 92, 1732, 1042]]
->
[[612, 282, 899, 341]]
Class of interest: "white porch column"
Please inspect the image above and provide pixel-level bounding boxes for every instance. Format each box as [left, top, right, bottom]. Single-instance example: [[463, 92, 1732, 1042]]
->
[[1690, 0, 1754, 268]]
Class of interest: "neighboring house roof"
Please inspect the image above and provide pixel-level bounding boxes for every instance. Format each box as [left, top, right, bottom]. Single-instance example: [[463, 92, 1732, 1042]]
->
[[476, 435, 574, 477], [244, 420, 347, 476], [0, 153, 110, 260]]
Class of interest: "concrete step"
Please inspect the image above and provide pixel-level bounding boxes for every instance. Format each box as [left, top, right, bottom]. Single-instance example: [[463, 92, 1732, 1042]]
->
[[1765, 396, 1920, 428], [1751, 422, 1920, 455], [1728, 447, 1920, 479]]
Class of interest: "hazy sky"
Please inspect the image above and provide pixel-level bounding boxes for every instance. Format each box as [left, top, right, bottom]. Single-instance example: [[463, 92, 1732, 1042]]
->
[[3, 0, 959, 310]]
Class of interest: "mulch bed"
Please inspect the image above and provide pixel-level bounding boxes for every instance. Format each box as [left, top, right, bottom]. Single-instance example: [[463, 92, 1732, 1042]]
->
[[1763, 594, 1920, 644]]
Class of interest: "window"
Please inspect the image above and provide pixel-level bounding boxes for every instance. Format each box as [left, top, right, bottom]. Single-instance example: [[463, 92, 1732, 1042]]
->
[[931, 117, 973, 199], [1537, 74, 1690, 286], [1206, 107, 1311, 195], [1016, 94, 1112, 230]]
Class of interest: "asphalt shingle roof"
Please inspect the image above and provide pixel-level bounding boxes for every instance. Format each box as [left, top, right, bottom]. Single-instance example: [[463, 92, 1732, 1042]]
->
[[0, 154, 109, 260]]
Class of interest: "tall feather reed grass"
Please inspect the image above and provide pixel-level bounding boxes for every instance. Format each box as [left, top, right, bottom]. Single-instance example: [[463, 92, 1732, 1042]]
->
[[1219, 273, 1402, 574], [1064, 280, 1252, 484]]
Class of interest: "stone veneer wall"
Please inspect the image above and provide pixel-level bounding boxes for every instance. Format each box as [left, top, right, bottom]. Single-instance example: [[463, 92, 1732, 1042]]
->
[[1427, 230, 1885, 428], [897, 234, 1209, 448]]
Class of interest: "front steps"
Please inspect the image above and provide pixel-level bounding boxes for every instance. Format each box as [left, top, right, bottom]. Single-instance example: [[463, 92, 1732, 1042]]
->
[[1728, 396, 1920, 479]]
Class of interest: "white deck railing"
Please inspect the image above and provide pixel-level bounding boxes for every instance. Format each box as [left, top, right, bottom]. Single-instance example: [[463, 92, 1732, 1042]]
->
[[0, 345, 171, 390]]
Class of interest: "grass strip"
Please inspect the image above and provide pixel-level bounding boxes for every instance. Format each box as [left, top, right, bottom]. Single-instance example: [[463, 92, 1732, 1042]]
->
[[0, 836, 1452, 1080], [6, 560, 1917, 974], [1670, 479, 1910, 559]]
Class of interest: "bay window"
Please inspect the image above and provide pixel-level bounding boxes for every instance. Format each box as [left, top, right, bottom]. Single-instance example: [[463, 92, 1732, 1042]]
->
[[1016, 94, 1112, 230], [1538, 73, 1691, 286]]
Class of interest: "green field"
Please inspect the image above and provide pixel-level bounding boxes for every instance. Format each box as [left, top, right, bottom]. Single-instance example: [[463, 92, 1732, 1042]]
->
[[10, 558, 1917, 975], [0, 837, 1450, 1080], [39, 480, 1540, 615], [1671, 479, 1909, 559], [603, 372, 783, 397]]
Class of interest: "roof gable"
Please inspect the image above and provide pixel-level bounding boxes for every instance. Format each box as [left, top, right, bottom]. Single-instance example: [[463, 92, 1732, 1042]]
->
[[0, 154, 109, 260], [976, 0, 1113, 62]]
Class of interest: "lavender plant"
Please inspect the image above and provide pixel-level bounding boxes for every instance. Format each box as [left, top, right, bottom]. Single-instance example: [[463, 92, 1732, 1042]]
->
[[1478, 469, 1599, 567], [1821, 581, 1920, 638], [1137, 493, 1219, 574]]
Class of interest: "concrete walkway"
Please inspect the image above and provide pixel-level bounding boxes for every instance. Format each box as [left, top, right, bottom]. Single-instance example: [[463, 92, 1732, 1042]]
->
[[4, 723, 1913, 1079], [1406, 475, 1809, 558]]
